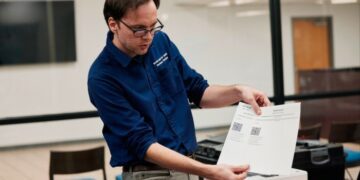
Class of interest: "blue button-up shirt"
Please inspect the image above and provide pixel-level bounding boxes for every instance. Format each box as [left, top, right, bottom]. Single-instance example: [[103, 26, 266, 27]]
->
[[88, 31, 209, 167]]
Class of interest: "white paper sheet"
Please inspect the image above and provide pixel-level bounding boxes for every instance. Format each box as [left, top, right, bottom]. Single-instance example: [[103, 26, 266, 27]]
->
[[217, 102, 301, 175]]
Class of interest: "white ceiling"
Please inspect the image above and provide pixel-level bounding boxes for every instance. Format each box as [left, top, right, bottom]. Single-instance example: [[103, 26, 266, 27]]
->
[[174, 0, 359, 7]]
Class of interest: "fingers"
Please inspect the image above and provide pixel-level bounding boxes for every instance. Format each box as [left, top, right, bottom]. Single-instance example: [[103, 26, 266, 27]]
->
[[240, 86, 270, 115], [215, 164, 249, 180], [257, 95, 271, 107], [236, 171, 248, 179], [233, 165, 249, 180], [263, 96, 271, 106], [231, 164, 250, 173], [249, 100, 261, 115]]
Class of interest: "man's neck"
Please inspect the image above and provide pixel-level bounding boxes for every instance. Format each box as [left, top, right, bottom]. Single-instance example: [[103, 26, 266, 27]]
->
[[112, 36, 136, 58]]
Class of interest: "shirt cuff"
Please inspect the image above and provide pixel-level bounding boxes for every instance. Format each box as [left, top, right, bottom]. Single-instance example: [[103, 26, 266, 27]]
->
[[193, 82, 209, 108], [137, 137, 158, 160]]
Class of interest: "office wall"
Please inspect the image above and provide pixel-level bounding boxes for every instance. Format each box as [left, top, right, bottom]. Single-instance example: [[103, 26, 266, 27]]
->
[[0, 0, 359, 147]]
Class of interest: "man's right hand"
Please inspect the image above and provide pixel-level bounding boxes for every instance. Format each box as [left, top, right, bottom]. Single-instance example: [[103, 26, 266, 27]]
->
[[205, 164, 249, 180], [145, 143, 250, 180]]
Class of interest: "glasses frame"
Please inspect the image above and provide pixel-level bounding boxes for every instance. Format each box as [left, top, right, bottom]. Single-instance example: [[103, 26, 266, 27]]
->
[[119, 19, 164, 38]]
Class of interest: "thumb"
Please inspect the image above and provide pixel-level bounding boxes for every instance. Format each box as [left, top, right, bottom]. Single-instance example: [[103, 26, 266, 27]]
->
[[231, 164, 250, 173]]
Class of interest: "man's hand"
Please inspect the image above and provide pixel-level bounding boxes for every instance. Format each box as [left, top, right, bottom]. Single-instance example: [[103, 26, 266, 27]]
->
[[146, 143, 250, 180], [236, 85, 271, 115], [205, 164, 249, 180]]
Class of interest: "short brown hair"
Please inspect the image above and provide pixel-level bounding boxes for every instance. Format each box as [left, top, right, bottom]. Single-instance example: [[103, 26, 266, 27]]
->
[[103, 0, 160, 24]]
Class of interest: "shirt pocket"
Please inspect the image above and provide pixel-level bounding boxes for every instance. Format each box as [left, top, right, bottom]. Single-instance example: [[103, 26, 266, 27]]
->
[[154, 60, 183, 96]]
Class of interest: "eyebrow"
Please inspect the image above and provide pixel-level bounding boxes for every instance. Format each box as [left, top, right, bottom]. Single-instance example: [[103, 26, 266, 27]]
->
[[133, 20, 158, 28]]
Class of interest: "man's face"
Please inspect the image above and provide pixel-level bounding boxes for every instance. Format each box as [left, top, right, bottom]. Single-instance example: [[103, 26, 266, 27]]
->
[[110, 1, 158, 57]]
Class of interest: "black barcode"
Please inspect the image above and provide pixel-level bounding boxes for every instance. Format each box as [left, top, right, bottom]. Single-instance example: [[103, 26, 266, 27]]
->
[[232, 122, 243, 132], [251, 127, 261, 136]]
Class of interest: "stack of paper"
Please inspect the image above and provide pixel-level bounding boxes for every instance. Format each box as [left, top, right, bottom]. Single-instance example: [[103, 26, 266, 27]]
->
[[217, 102, 301, 175]]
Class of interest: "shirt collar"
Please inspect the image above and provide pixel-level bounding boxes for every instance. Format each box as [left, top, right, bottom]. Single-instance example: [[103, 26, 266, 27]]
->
[[106, 31, 134, 67]]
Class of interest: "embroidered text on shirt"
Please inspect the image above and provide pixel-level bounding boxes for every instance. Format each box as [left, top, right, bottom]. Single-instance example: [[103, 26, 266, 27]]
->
[[153, 53, 168, 67]]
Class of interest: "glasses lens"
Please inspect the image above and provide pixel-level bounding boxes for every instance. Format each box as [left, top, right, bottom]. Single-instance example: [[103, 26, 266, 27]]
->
[[134, 30, 147, 37], [151, 26, 163, 34], [133, 25, 163, 37]]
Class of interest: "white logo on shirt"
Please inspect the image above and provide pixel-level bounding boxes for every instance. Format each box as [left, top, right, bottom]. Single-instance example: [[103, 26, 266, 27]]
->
[[153, 53, 168, 67]]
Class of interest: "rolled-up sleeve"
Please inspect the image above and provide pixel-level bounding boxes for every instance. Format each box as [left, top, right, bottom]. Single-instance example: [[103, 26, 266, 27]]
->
[[88, 78, 157, 160]]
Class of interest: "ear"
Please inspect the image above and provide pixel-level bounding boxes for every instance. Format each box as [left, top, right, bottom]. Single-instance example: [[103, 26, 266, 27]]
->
[[108, 17, 119, 33]]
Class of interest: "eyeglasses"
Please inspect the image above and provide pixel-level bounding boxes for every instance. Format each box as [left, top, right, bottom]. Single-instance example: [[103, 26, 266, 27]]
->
[[119, 19, 164, 37]]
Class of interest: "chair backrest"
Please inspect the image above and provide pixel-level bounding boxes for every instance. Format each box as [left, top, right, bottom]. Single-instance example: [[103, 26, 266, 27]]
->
[[328, 121, 360, 143], [49, 146, 107, 180], [298, 123, 322, 140]]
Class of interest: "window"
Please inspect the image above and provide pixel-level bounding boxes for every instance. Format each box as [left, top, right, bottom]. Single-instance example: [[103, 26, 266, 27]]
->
[[281, 0, 360, 140], [0, 1, 76, 65]]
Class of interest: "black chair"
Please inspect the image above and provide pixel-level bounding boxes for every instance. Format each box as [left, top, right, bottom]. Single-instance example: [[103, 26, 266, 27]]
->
[[328, 121, 360, 180], [328, 121, 360, 143], [49, 146, 107, 180], [298, 123, 322, 140]]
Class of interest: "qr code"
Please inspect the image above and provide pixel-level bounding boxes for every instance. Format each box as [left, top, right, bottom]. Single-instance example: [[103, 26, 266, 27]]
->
[[232, 122, 243, 132], [250, 127, 261, 136]]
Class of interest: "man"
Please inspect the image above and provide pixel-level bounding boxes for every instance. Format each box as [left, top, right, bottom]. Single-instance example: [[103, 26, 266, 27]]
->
[[88, 0, 271, 179]]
